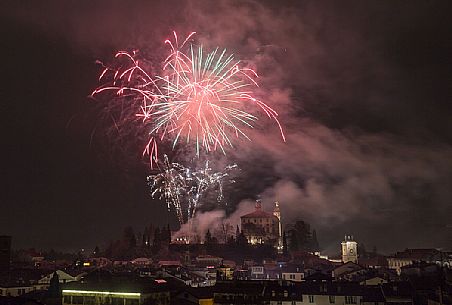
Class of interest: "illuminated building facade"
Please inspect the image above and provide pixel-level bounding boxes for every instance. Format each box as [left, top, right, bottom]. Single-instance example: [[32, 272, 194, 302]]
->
[[341, 235, 358, 264], [62, 276, 170, 305], [62, 290, 143, 305], [240, 200, 281, 247]]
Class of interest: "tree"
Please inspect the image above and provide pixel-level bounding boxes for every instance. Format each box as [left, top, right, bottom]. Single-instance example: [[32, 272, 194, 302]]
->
[[93, 246, 99, 257], [104, 241, 114, 258], [204, 229, 212, 244], [48, 271, 61, 298], [311, 229, 320, 252], [358, 243, 367, 257], [236, 231, 248, 247], [165, 224, 172, 244], [152, 227, 161, 254], [123, 226, 136, 249], [142, 227, 149, 247], [227, 235, 235, 245], [288, 229, 299, 252], [282, 230, 289, 256]]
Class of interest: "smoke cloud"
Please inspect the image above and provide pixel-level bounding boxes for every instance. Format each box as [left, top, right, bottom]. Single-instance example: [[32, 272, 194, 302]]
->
[[3, 0, 451, 253]]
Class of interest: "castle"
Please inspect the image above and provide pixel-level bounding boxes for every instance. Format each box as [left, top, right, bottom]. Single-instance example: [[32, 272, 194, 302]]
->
[[240, 200, 282, 249]]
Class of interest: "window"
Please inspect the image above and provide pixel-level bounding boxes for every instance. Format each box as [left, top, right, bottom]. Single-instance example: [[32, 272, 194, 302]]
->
[[345, 296, 357, 304], [72, 296, 83, 304], [309, 295, 314, 303], [63, 295, 71, 304], [125, 299, 139, 305], [329, 296, 335, 303], [111, 297, 124, 305], [290, 274, 296, 279], [84, 296, 96, 305]]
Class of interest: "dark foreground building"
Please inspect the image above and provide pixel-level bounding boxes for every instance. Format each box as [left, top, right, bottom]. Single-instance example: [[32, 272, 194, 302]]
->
[[61, 271, 170, 305], [0, 236, 12, 273]]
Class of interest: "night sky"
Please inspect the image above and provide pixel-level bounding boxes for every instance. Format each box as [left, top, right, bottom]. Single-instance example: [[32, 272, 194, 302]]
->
[[1, 0, 451, 254]]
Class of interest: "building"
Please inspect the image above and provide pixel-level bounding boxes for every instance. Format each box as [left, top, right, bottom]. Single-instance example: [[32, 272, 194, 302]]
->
[[38, 270, 82, 286], [333, 262, 366, 281], [62, 273, 171, 305], [387, 248, 442, 275], [0, 236, 12, 273], [281, 264, 305, 282], [273, 201, 283, 251], [0, 282, 35, 297], [342, 235, 358, 264], [240, 200, 280, 246]]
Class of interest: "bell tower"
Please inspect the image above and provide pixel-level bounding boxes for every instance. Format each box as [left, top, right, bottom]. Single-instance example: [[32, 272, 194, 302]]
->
[[273, 201, 283, 252], [341, 235, 358, 263]]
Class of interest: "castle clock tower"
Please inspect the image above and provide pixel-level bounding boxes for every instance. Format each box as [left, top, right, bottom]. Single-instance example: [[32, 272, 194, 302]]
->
[[341, 235, 358, 263]]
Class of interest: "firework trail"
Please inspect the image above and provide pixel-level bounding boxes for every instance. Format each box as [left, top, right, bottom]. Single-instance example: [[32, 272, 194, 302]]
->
[[93, 31, 285, 166], [147, 155, 237, 225], [147, 155, 187, 224], [186, 161, 238, 220]]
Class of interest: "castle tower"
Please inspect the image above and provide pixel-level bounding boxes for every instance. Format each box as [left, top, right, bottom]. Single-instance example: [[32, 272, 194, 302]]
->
[[341, 235, 358, 263], [255, 199, 262, 210], [273, 201, 283, 252]]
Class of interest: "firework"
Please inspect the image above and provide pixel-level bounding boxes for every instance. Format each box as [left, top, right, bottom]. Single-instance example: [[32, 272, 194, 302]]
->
[[186, 161, 237, 220], [93, 31, 285, 166], [147, 155, 187, 224], [147, 155, 237, 225]]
